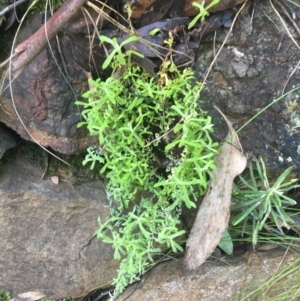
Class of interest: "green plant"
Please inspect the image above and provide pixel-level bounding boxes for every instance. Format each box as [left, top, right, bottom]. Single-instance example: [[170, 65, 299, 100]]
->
[[188, 0, 221, 29], [99, 35, 143, 69], [76, 35, 218, 299], [231, 157, 299, 245], [0, 290, 11, 301]]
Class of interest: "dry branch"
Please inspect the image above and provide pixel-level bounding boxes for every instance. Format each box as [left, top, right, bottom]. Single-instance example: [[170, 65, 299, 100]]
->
[[0, 0, 28, 17], [11, 0, 88, 72]]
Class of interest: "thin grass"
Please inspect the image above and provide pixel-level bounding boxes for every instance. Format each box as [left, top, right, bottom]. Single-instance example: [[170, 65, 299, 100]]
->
[[231, 251, 300, 301]]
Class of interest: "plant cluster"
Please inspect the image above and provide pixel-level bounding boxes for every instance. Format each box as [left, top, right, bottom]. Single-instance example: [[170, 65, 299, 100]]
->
[[76, 34, 218, 298], [231, 157, 299, 245], [0, 290, 10, 301], [76, 0, 300, 299]]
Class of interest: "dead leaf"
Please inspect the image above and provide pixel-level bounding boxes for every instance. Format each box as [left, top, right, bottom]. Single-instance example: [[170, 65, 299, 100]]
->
[[51, 176, 59, 185], [137, 0, 175, 27], [8, 291, 45, 301], [184, 106, 247, 270]]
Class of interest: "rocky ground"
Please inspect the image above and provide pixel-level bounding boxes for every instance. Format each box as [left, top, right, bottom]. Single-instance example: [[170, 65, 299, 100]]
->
[[0, 0, 300, 300]]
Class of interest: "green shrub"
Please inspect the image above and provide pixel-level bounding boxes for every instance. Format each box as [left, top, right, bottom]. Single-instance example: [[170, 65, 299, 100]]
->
[[0, 290, 11, 301], [76, 35, 218, 299], [231, 157, 299, 245]]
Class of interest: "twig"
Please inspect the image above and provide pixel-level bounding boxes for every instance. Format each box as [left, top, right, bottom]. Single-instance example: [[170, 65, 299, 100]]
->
[[269, 0, 300, 51], [275, 0, 300, 36], [0, 0, 28, 17], [11, 0, 88, 72], [202, 1, 249, 84]]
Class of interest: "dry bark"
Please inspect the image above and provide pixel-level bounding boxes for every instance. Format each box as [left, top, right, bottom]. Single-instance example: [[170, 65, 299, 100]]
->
[[184, 107, 247, 270]]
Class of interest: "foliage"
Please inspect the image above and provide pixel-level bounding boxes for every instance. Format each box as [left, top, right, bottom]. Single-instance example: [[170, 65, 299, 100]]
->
[[231, 157, 299, 245], [0, 290, 10, 301], [218, 229, 233, 255], [188, 0, 221, 29], [76, 35, 218, 299]]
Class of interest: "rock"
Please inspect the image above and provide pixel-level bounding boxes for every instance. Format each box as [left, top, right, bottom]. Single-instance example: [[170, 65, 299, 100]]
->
[[197, 0, 300, 171], [0, 147, 118, 299], [0, 123, 18, 159], [117, 248, 300, 301], [129, 0, 246, 20], [0, 11, 108, 154]]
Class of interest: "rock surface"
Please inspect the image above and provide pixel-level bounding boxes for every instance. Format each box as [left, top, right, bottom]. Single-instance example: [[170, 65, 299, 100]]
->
[[197, 0, 300, 171], [0, 11, 107, 154], [0, 123, 18, 159], [117, 248, 300, 301], [1, 0, 300, 300], [0, 146, 118, 299]]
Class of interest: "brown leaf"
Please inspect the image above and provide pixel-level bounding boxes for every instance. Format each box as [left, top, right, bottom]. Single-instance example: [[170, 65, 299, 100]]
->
[[184, 106, 247, 270]]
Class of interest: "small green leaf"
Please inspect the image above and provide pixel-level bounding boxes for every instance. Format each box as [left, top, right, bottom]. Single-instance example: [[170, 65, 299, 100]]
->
[[149, 28, 161, 36], [232, 202, 260, 225], [218, 229, 233, 255]]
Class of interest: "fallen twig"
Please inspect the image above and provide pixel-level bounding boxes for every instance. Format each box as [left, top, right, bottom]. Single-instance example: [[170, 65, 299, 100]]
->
[[11, 0, 88, 72], [0, 0, 28, 17]]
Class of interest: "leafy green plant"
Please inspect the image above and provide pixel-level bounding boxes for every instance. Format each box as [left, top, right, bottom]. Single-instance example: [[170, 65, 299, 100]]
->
[[0, 290, 11, 301], [188, 0, 221, 29], [99, 35, 143, 69], [231, 157, 299, 245], [76, 35, 218, 299]]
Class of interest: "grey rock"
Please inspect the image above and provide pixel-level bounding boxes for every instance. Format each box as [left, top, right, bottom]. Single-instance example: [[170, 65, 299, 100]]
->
[[0, 152, 118, 299], [117, 249, 300, 301], [0, 124, 17, 159], [197, 0, 300, 171]]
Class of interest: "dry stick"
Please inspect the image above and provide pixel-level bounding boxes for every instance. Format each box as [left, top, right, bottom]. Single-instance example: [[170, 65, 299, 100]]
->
[[269, 0, 300, 51], [202, 0, 249, 84], [0, 0, 28, 17], [11, 0, 88, 72], [275, 0, 300, 36]]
